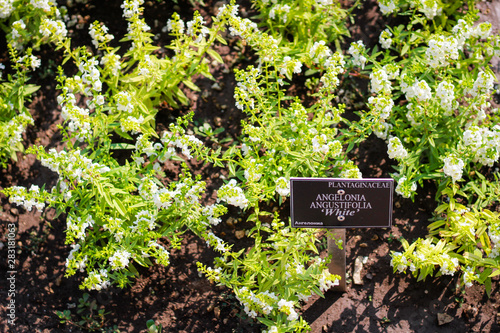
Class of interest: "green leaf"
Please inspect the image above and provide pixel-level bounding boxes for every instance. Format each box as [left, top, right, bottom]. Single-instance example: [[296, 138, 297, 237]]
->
[[228, 162, 236, 177], [174, 87, 189, 105], [182, 79, 200, 92], [110, 143, 136, 150], [128, 264, 139, 276], [464, 251, 481, 262], [113, 199, 127, 217], [22, 84, 40, 96], [121, 75, 144, 83], [401, 43, 410, 56], [207, 49, 224, 64], [485, 276, 492, 297], [258, 318, 277, 327], [489, 269, 500, 277], [478, 268, 492, 283], [215, 33, 227, 45]]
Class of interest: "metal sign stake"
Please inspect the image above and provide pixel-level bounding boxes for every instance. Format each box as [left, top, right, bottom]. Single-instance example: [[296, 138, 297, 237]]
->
[[327, 229, 346, 292]]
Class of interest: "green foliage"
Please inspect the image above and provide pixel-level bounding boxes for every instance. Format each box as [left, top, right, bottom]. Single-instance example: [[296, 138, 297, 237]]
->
[[0, 45, 38, 167], [3, 0, 500, 332], [364, 0, 500, 290], [55, 293, 119, 332], [251, 0, 350, 54]]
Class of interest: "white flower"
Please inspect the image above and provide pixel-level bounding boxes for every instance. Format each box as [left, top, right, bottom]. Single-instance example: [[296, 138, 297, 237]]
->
[[370, 68, 391, 94], [277, 299, 298, 322], [390, 252, 408, 273], [121, 0, 144, 18], [0, 0, 14, 18], [395, 176, 417, 198], [378, 0, 397, 14], [348, 40, 366, 69], [95, 95, 105, 106], [30, 0, 52, 11], [83, 269, 110, 291], [373, 121, 392, 140], [462, 266, 476, 287], [40, 18, 68, 39], [310, 40, 332, 64], [275, 177, 290, 196], [18, 55, 41, 71], [89, 22, 114, 48], [435, 80, 455, 112], [109, 249, 132, 270], [426, 35, 459, 68], [443, 155, 464, 182], [469, 70, 495, 98], [471, 22, 492, 39], [217, 179, 249, 209], [244, 159, 263, 182], [379, 29, 392, 49], [115, 91, 133, 113], [280, 56, 302, 76], [317, 269, 339, 292], [387, 137, 408, 160], [403, 78, 432, 102], [205, 231, 229, 253], [266, 326, 279, 333], [166, 14, 185, 34], [463, 126, 483, 150], [419, 0, 442, 19]]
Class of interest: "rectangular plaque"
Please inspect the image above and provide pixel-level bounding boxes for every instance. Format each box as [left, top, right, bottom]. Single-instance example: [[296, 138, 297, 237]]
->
[[290, 177, 394, 228]]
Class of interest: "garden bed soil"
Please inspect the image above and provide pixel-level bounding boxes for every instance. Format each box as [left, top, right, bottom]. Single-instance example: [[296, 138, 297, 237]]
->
[[1, 0, 500, 332]]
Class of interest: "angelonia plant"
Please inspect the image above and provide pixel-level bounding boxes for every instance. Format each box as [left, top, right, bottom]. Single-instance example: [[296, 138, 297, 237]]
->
[[0, 46, 39, 167], [250, 0, 350, 54], [191, 15, 364, 329], [0, 0, 68, 50], [0, 0, 66, 168], [1, 1, 348, 331], [348, 0, 500, 292], [2, 0, 500, 331]]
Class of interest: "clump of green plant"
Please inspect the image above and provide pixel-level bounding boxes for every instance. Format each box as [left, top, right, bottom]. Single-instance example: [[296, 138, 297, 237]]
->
[[56, 293, 119, 332], [250, 0, 350, 54], [350, 0, 500, 289], [1, 0, 238, 290], [0, 45, 39, 167], [0, 0, 67, 50], [199, 214, 340, 332], [146, 319, 163, 333], [190, 8, 364, 330]]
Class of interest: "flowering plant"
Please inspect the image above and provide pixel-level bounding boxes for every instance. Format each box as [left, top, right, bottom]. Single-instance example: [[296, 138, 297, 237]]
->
[[351, 8, 499, 199], [5, 0, 500, 331], [0, 0, 237, 289], [0, 46, 39, 167], [355, 0, 500, 289], [0, 0, 67, 50], [199, 215, 339, 332], [2, 4, 348, 330], [391, 182, 500, 294], [250, 0, 350, 55]]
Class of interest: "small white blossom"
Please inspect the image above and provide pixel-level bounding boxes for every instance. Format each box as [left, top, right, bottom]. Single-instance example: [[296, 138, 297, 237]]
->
[[348, 40, 366, 69], [379, 29, 392, 49], [443, 154, 465, 182], [387, 137, 408, 160], [109, 249, 132, 270], [217, 179, 249, 209], [275, 177, 290, 197], [426, 35, 459, 68], [378, 0, 397, 15]]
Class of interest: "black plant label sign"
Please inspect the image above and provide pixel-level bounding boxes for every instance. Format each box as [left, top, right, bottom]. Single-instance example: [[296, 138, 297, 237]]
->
[[290, 177, 394, 228]]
